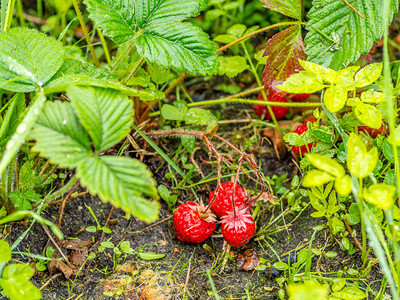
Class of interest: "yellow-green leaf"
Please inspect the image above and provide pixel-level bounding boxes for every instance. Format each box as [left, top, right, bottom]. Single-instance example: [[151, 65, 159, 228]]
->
[[303, 169, 335, 187], [360, 90, 385, 103], [347, 133, 378, 178], [299, 59, 338, 84], [335, 175, 352, 196], [306, 154, 345, 177], [336, 66, 359, 88], [363, 183, 396, 210], [355, 102, 382, 129], [277, 71, 325, 94], [355, 63, 382, 87], [324, 85, 348, 112], [346, 97, 360, 107], [388, 126, 400, 146]]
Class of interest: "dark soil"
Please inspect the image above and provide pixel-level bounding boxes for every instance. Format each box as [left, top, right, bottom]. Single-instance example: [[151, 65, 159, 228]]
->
[[2, 124, 384, 299]]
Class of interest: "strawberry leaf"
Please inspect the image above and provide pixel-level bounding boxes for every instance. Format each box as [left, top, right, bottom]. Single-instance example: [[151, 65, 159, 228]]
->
[[305, 0, 398, 70], [262, 25, 306, 88], [260, 0, 302, 20]]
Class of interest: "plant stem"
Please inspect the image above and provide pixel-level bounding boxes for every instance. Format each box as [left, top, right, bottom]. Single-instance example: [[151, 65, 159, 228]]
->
[[97, 28, 111, 65], [72, 0, 100, 67], [4, 0, 16, 32], [123, 58, 145, 84]]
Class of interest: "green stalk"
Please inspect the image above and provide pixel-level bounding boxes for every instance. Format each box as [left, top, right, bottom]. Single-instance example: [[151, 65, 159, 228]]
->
[[123, 58, 145, 84], [241, 42, 284, 149], [97, 28, 111, 65], [72, 0, 100, 67], [36, 0, 42, 18], [16, 0, 24, 26], [148, 98, 320, 117], [3, 0, 16, 31], [357, 177, 367, 263]]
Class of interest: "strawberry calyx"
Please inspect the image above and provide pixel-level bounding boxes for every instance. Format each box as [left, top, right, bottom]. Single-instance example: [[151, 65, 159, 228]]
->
[[187, 202, 217, 223]]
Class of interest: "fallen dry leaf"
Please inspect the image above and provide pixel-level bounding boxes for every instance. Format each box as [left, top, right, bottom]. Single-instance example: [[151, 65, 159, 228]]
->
[[237, 248, 260, 271]]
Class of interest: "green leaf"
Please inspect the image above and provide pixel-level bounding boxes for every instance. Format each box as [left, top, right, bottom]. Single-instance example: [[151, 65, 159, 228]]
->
[[31, 101, 91, 168], [355, 63, 382, 87], [299, 59, 338, 84], [218, 56, 249, 78], [345, 203, 361, 225], [181, 135, 196, 153], [277, 71, 324, 94], [260, 0, 301, 20], [184, 108, 216, 125], [0, 240, 11, 264], [305, 1, 398, 70], [335, 175, 352, 196], [363, 183, 396, 210], [67, 86, 133, 152], [347, 132, 378, 178], [309, 126, 333, 144], [138, 252, 165, 260], [355, 102, 382, 129], [306, 153, 345, 177], [45, 74, 160, 100], [147, 63, 173, 85], [303, 169, 335, 187], [0, 27, 65, 92], [273, 261, 288, 271], [0, 93, 26, 147], [261, 25, 306, 88], [135, 22, 218, 75], [0, 264, 41, 300], [85, 0, 218, 75], [331, 286, 366, 300], [360, 90, 385, 103], [76, 156, 160, 222], [330, 216, 345, 235], [287, 280, 329, 300], [324, 85, 348, 113], [161, 104, 184, 121]]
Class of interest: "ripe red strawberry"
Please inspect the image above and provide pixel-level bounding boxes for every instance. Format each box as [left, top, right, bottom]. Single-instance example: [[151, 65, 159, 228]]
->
[[254, 92, 289, 121], [358, 125, 388, 138], [173, 202, 216, 243], [208, 182, 247, 218], [291, 93, 312, 102], [292, 119, 317, 157], [221, 207, 255, 248]]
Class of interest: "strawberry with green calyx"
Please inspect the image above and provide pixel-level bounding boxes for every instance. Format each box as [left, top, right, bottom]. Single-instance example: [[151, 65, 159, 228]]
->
[[291, 119, 318, 157], [221, 206, 255, 248], [208, 182, 247, 218], [173, 202, 216, 243]]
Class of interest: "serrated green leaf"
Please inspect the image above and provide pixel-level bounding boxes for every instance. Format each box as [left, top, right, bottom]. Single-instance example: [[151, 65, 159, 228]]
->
[[262, 25, 306, 88], [347, 132, 378, 178], [67, 86, 133, 152], [363, 183, 396, 210], [277, 71, 324, 94], [31, 101, 91, 168], [303, 169, 335, 187], [324, 85, 348, 113], [309, 126, 333, 144], [218, 56, 249, 78], [306, 154, 345, 177], [305, 0, 398, 70], [355, 102, 382, 129], [76, 156, 159, 222], [260, 0, 301, 19], [135, 22, 218, 75], [85, 0, 217, 75], [0, 264, 41, 300], [0, 27, 65, 92], [355, 63, 382, 87]]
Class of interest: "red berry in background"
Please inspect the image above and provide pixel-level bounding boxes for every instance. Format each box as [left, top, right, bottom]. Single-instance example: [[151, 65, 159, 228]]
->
[[292, 119, 318, 157], [221, 207, 255, 248], [254, 92, 289, 121], [173, 202, 216, 243], [358, 125, 388, 138], [291, 93, 312, 102], [208, 182, 247, 218]]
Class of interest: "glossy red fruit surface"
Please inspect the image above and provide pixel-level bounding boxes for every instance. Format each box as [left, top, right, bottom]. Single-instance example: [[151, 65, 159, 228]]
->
[[221, 207, 255, 248], [254, 92, 289, 121], [173, 202, 216, 243], [208, 182, 247, 218]]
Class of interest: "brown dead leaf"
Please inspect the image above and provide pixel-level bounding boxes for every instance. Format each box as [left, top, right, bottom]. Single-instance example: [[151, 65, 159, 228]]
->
[[237, 248, 260, 271]]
